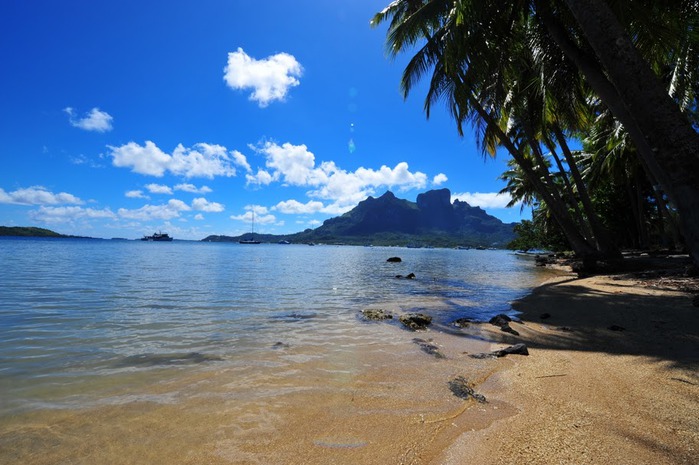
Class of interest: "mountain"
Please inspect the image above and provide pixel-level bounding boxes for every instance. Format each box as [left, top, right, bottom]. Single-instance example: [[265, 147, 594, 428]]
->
[[0, 226, 96, 239], [204, 189, 515, 247]]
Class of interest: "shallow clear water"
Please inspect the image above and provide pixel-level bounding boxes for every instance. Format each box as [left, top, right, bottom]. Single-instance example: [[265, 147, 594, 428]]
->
[[0, 237, 546, 415]]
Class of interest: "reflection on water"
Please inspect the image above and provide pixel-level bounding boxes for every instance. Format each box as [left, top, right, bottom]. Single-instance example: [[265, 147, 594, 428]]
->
[[0, 238, 551, 463]]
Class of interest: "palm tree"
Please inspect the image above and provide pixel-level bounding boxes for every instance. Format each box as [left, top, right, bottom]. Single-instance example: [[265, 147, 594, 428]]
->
[[373, 0, 699, 264]]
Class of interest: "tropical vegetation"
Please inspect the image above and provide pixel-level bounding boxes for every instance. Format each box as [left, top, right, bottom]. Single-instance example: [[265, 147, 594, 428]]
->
[[371, 0, 699, 266]]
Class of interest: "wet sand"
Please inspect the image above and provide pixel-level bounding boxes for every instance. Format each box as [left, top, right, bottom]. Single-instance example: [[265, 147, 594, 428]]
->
[[438, 270, 699, 465]]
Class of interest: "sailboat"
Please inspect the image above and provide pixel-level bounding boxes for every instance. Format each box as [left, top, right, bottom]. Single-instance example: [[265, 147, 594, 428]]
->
[[239, 210, 261, 244]]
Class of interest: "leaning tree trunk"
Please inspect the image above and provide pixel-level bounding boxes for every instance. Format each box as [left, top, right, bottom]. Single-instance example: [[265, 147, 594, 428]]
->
[[560, 0, 699, 266]]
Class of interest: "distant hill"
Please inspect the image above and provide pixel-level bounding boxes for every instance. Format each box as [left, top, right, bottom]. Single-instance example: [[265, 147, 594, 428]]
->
[[0, 226, 94, 239], [204, 189, 515, 247]]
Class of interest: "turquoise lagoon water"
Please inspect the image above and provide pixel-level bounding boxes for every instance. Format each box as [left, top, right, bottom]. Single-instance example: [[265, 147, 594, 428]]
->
[[0, 237, 548, 415]]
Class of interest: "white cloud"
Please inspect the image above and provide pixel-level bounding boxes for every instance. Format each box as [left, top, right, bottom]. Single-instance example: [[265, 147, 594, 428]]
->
[[174, 183, 212, 194], [246, 169, 275, 186], [108, 141, 237, 178], [125, 190, 147, 199], [117, 199, 190, 221], [273, 199, 325, 214], [223, 47, 303, 107], [231, 150, 252, 173], [64, 107, 113, 132], [29, 206, 116, 223], [432, 173, 448, 185], [192, 197, 225, 212], [0, 186, 83, 205], [452, 192, 515, 209], [145, 183, 173, 195], [194, 214, 204, 220], [250, 142, 428, 209]]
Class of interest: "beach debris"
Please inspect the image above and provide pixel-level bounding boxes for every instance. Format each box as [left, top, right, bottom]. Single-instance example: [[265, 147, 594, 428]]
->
[[539, 312, 552, 320], [272, 342, 290, 349], [452, 317, 473, 328], [608, 325, 626, 332], [387, 256, 402, 263], [448, 376, 487, 403], [469, 343, 529, 359], [489, 314, 520, 336], [361, 308, 393, 321], [400, 312, 432, 330], [413, 338, 446, 359]]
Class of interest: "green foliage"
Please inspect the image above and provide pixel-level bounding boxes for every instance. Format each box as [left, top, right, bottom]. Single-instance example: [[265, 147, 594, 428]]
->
[[0, 226, 63, 237]]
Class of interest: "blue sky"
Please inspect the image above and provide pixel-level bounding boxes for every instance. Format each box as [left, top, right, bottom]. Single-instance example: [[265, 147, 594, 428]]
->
[[0, 0, 526, 240]]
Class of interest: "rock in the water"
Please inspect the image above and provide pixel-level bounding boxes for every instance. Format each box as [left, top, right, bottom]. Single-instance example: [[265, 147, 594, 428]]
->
[[413, 338, 446, 359], [387, 256, 402, 263], [272, 342, 290, 349], [448, 376, 487, 403], [406, 272, 416, 279], [400, 313, 432, 330], [361, 308, 393, 321], [453, 318, 473, 328]]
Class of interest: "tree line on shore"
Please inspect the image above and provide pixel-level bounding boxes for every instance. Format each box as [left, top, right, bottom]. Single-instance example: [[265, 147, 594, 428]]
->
[[372, 0, 699, 266]]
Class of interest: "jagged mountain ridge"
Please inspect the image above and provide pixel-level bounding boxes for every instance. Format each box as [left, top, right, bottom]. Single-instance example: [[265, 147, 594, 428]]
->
[[204, 189, 515, 247], [317, 189, 513, 239]]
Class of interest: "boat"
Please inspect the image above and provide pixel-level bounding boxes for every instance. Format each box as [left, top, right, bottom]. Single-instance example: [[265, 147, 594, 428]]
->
[[141, 231, 173, 241], [239, 211, 261, 244]]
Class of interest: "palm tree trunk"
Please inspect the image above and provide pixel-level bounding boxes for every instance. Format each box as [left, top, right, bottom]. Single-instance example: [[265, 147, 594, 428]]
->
[[467, 93, 600, 258], [551, 125, 619, 256], [555, 0, 699, 265]]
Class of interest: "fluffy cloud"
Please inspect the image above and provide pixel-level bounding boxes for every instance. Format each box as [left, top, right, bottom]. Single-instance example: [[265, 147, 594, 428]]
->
[[452, 192, 515, 209], [64, 107, 113, 132], [192, 197, 225, 212], [108, 141, 237, 178], [248, 142, 428, 209], [29, 206, 116, 223], [223, 47, 303, 107], [118, 199, 191, 221], [231, 150, 252, 173], [432, 173, 448, 185], [125, 190, 147, 199], [273, 199, 325, 214], [174, 183, 212, 194], [0, 186, 83, 205], [146, 183, 173, 194]]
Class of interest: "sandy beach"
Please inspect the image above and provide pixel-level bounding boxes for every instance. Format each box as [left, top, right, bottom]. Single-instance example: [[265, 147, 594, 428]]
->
[[438, 262, 699, 465]]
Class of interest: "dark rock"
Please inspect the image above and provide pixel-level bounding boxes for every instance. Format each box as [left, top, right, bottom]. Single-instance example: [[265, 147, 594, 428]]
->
[[608, 325, 626, 332], [540, 313, 551, 320], [272, 342, 290, 349], [406, 272, 416, 279], [413, 338, 446, 359], [493, 343, 529, 357], [448, 376, 487, 403], [489, 314, 519, 336], [453, 318, 473, 328], [399, 313, 432, 330], [557, 326, 573, 332], [489, 314, 512, 326], [361, 309, 393, 321], [387, 256, 402, 263], [470, 343, 529, 359]]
